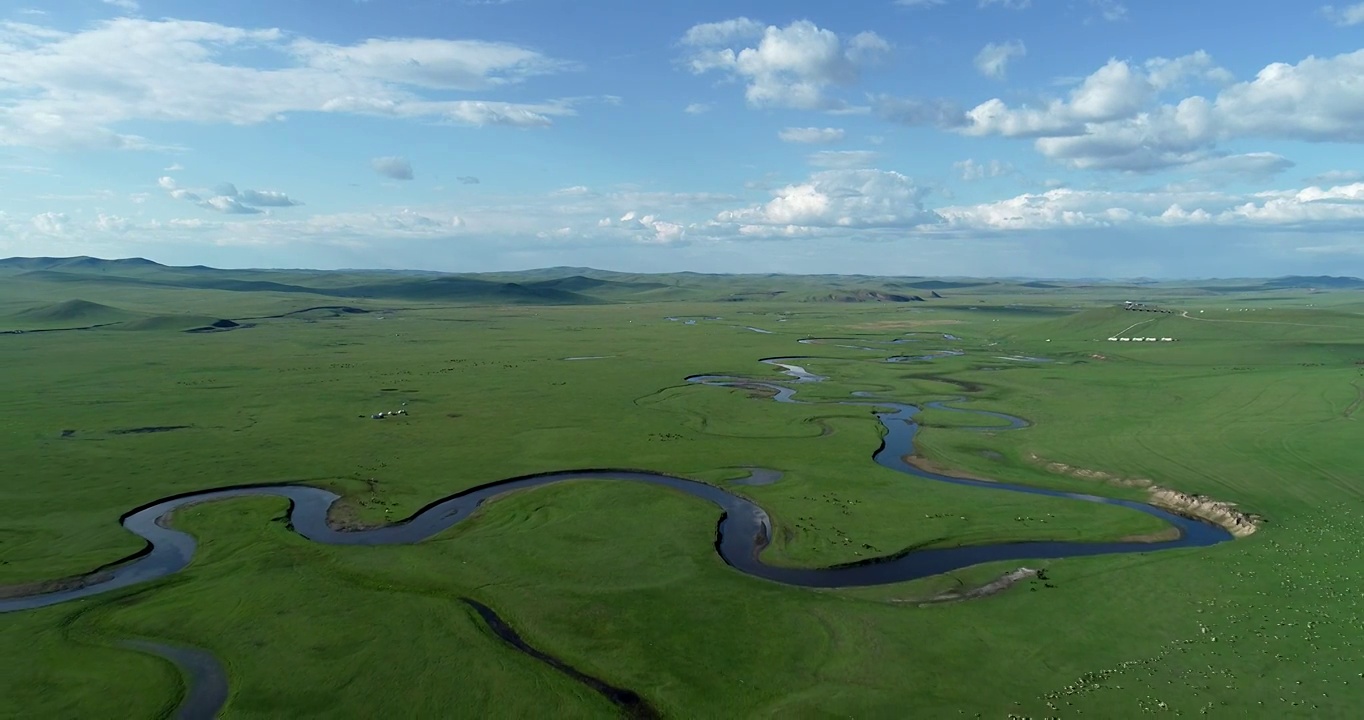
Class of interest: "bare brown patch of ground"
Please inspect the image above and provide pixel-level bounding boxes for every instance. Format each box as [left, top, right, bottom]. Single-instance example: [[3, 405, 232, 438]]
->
[[1148, 488, 1261, 537], [1027, 452, 1262, 537], [902, 454, 1001, 483], [1118, 527, 1181, 543], [1026, 453, 1154, 489], [892, 567, 1041, 605], [324, 487, 393, 531], [0, 571, 114, 600]]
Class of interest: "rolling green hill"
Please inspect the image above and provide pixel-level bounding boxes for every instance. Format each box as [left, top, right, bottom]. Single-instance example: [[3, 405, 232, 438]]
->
[[2, 299, 141, 329]]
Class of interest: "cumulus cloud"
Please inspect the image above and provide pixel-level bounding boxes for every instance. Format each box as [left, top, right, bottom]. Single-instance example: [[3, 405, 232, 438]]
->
[[596, 210, 688, 245], [680, 19, 889, 111], [0, 18, 580, 149], [160, 176, 301, 214], [936, 181, 1364, 231], [952, 49, 1364, 172], [372, 156, 414, 180], [95, 214, 132, 232], [975, 41, 1026, 80], [31, 211, 68, 235], [1322, 3, 1364, 25], [684, 102, 712, 114], [714, 169, 941, 235], [779, 126, 845, 143]]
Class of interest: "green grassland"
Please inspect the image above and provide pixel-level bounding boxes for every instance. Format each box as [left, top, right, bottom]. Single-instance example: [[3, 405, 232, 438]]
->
[[3, 258, 1364, 718]]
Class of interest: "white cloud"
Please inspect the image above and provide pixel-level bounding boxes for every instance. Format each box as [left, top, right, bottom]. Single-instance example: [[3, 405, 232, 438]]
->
[[159, 176, 301, 213], [779, 126, 845, 143], [1305, 169, 1364, 185], [955, 159, 1013, 180], [31, 211, 68, 235], [95, 214, 132, 232], [714, 169, 940, 234], [974, 40, 1026, 80], [595, 210, 689, 245], [290, 36, 575, 91], [0, 18, 580, 149], [1214, 50, 1364, 142], [163, 162, 184, 172], [680, 18, 765, 47], [237, 189, 300, 207], [1322, 3, 1364, 25], [1183, 152, 1294, 180], [371, 156, 414, 180], [202, 195, 262, 215], [953, 49, 1364, 172], [808, 150, 879, 169], [937, 181, 1364, 231], [684, 102, 712, 114], [101, 0, 140, 12], [681, 19, 889, 110]]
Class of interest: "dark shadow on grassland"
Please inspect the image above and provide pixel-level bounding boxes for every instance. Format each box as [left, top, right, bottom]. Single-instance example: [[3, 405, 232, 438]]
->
[[462, 598, 659, 719]]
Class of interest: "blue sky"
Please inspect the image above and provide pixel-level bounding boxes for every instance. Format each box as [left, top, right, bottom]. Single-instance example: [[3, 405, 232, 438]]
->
[[2, 0, 1364, 277]]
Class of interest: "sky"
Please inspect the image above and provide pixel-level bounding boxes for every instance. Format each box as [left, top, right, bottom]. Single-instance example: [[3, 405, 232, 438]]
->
[[2, 1, 1364, 278]]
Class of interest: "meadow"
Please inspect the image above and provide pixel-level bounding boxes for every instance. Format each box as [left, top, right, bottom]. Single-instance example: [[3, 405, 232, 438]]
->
[[2, 259, 1362, 717]]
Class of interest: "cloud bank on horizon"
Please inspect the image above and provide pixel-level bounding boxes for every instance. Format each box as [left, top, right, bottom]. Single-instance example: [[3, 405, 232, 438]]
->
[[2, 0, 1364, 277]]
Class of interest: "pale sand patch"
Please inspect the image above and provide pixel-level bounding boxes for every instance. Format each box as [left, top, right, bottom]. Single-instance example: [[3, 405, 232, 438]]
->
[[1027, 452, 1262, 537]]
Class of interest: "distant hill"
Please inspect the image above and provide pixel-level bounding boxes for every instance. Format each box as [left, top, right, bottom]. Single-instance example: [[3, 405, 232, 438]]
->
[[3, 259, 601, 305], [4, 299, 139, 326], [4, 258, 1362, 310], [0, 256, 166, 273], [1265, 276, 1364, 290]]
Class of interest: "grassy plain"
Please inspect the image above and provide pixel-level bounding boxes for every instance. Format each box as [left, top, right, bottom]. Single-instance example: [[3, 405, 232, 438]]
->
[[3, 261, 1364, 717]]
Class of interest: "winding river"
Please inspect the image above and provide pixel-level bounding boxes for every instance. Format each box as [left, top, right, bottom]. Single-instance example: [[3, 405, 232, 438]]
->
[[1, 356, 1229, 614], [1, 350, 1234, 717]]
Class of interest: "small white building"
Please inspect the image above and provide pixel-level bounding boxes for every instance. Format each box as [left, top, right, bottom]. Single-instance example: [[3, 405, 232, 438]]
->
[[1132, 337, 1144, 342], [1108, 337, 1119, 341], [1160, 337, 1174, 342], [1119, 337, 1131, 342]]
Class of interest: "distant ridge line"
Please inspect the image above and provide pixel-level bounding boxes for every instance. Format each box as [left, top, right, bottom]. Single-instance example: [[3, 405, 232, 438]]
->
[[3, 256, 1361, 284]]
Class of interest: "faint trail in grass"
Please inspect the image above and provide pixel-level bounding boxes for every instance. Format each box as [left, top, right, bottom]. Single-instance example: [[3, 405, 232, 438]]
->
[[1345, 382, 1362, 419], [1177, 310, 1347, 329], [1113, 318, 1156, 337]]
